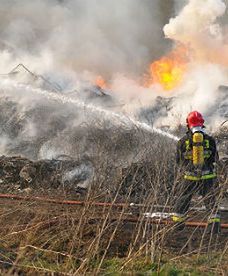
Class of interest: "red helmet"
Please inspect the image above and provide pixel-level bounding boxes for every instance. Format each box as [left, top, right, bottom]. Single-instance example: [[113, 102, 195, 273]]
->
[[186, 111, 204, 128]]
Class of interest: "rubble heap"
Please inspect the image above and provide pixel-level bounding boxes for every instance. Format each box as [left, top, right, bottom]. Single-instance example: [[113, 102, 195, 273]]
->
[[0, 155, 94, 195]]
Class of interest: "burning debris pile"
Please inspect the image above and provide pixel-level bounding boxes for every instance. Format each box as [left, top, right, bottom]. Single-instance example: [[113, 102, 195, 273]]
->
[[0, 62, 227, 201], [0, 77, 177, 199], [1, 64, 113, 103]]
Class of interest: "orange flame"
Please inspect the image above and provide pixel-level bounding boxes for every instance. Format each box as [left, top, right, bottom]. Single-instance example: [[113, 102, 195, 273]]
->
[[95, 76, 107, 89], [147, 45, 189, 90]]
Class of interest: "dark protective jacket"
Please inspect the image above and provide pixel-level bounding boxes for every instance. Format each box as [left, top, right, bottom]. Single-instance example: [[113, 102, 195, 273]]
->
[[176, 130, 218, 180]]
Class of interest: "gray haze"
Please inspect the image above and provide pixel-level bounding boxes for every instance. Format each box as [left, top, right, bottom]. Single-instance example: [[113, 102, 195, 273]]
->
[[0, 0, 176, 78]]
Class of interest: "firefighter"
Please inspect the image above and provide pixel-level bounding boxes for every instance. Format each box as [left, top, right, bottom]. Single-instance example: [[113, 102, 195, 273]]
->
[[172, 111, 221, 233]]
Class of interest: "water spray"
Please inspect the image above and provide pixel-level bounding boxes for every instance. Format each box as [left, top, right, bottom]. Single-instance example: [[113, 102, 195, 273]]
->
[[0, 78, 179, 141]]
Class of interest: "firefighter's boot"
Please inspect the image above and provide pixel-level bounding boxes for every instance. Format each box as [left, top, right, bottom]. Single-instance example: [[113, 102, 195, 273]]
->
[[207, 214, 221, 235], [172, 213, 185, 231]]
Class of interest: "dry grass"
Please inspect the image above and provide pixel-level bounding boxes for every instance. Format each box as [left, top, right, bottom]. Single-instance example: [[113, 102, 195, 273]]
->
[[0, 128, 227, 275]]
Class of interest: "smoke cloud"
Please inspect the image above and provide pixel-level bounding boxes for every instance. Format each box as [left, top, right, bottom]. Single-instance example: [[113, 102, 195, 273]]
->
[[165, 0, 228, 65], [0, 0, 172, 78], [157, 0, 228, 128], [110, 0, 228, 129]]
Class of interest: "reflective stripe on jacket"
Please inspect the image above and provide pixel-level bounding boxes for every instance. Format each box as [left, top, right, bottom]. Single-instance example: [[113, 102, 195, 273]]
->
[[176, 130, 218, 181]]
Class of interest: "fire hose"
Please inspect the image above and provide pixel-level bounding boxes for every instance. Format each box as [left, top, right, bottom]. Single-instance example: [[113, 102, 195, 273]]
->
[[0, 193, 228, 229]]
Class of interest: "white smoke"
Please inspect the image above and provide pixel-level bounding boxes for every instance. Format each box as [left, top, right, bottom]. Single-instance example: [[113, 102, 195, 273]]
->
[[97, 0, 228, 129], [0, 0, 168, 78], [164, 0, 228, 65], [150, 0, 228, 129]]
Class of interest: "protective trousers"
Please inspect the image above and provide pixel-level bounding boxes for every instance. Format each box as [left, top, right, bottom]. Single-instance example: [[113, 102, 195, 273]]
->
[[172, 178, 221, 227], [174, 178, 219, 215]]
